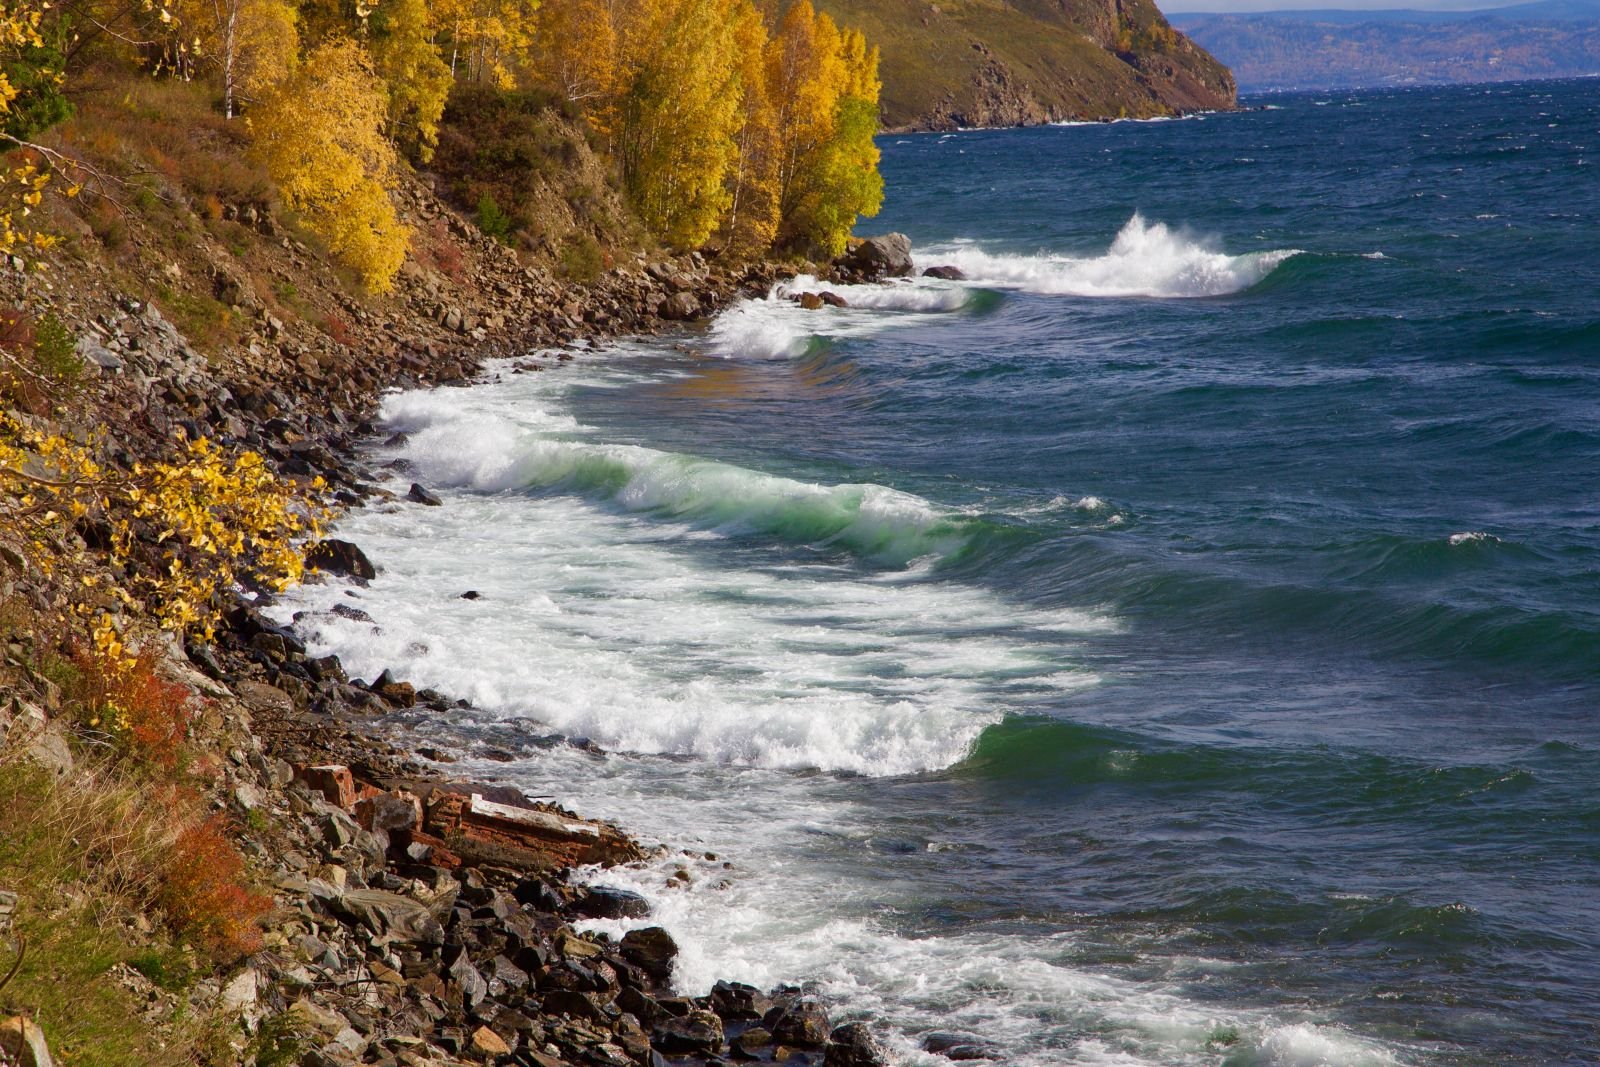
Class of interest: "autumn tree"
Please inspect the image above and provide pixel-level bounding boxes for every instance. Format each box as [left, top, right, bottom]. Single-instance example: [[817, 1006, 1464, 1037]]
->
[[368, 0, 452, 159], [765, 0, 882, 256], [0, 0, 68, 263], [531, 0, 615, 111], [722, 1, 779, 254], [435, 0, 537, 88], [248, 37, 408, 291], [171, 0, 298, 116], [611, 0, 744, 248]]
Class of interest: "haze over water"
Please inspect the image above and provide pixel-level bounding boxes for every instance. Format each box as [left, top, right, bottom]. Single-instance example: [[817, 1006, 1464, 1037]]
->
[[276, 80, 1600, 1065]]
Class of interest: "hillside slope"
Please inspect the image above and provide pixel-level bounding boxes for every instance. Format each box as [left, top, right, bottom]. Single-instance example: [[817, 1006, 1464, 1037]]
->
[[1172, 3, 1600, 91], [817, 0, 1237, 129]]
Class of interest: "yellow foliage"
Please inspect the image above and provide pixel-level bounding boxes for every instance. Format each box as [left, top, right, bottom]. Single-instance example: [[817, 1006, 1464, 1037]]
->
[[532, 0, 616, 112], [612, 0, 745, 249], [0, 412, 325, 643], [234, 0, 300, 105], [0, 0, 59, 263], [547, 0, 881, 256], [248, 38, 409, 292], [437, 0, 538, 90], [172, 0, 299, 116], [724, 3, 779, 255], [766, 1, 882, 257], [370, 0, 452, 160]]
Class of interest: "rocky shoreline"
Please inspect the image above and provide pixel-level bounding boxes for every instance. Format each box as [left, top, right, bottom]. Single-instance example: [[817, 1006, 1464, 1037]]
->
[[1, 177, 924, 1066]]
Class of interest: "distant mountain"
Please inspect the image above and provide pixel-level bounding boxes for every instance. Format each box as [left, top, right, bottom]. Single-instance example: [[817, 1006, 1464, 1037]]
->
[[1171, 1, 1600, 90], [815, 0, 1238, 131]]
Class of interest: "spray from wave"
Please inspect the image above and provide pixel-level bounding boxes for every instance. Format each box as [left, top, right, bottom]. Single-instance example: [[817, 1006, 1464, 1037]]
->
[[922, 214, 1300, 298]]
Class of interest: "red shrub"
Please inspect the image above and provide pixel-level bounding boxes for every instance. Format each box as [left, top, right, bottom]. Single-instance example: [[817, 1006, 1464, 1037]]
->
[[159, 814, 270, 959]]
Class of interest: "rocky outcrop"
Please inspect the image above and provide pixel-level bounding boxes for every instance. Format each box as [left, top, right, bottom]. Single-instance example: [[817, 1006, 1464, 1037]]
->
[[840, 234, 914, 280]]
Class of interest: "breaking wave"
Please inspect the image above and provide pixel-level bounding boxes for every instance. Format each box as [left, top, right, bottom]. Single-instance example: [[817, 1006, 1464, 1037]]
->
[[921, 214, 1300, 298]]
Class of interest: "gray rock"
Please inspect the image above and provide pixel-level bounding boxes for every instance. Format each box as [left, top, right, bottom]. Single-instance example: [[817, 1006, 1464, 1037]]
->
[[336, 888, 446, 947], [825, 1022, 885, 1067], [922, 265, 967, 281], [320, 809, 360, 849], [921, 1032, 1002, 1060], [218, 967, 260, 1015], [446, 949, 488, 1007], [657, 291, 700, 321], [406, 482, 443, 506], [0, 1015, 56, 1067], [846, 234, 914, 278], [77, 341, 123, 371], [572, 886, 651, 920]]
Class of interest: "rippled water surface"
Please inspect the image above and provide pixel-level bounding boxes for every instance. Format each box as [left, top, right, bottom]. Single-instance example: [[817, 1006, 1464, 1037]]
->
[[275, 81, 1600, 1065]]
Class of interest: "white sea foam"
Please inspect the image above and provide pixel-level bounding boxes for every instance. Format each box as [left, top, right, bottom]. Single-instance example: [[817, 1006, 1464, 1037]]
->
[[706, 299, 816, 360], [279, 367, 1110, 777], [274, 353, 1404, 1067], [380, 393, 969, 564], [920, 214, 1299, 298], [777, 275, 972, 313], [706, 274, 972, 361], [1448, 531, 1499, 546]]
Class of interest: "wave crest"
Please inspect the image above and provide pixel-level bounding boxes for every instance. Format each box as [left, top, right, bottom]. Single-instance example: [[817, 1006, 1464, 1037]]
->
[[385, 403, 972, 565], [922, 214, 1300, 298]]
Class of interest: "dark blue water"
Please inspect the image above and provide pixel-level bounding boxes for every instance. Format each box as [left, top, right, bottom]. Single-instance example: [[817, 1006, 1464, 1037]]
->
[[560, 81, 1600, 1063], [292, 78, 1600, 1066]]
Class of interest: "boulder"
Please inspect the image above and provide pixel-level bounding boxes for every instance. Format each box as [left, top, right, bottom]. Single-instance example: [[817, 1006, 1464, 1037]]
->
[[406, 482, 443, 506], [335, 888, 446, 946], [653, 1010, 725, 1055], [771, 1003, 831, 1047], [709, 980, 771, 1021], [470, 1026, 511, 1057], [353, 791, 420, 834], [306, 539, 376, 580], [797, 292, 824, 311], [619, 926, 678, 981], [825, 1023, 885, 1067], [818, 291, 849, 308], [572, 886, 651, 920], [657, 291, 700, 321], [922, 265, 967, 281], [425, 791, 642, 872], [297, 764, 356, 809], [844, 234, 914, 279], [369, 669, 416, 708]]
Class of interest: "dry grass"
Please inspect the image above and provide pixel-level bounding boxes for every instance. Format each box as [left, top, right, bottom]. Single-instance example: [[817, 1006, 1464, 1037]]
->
[[0, 754, 205, 1065]]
